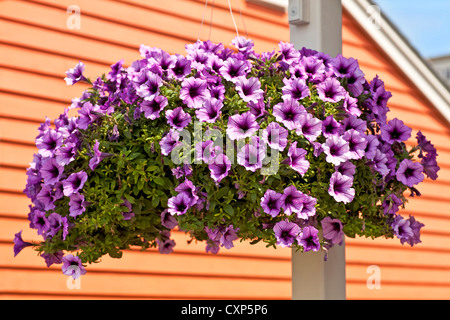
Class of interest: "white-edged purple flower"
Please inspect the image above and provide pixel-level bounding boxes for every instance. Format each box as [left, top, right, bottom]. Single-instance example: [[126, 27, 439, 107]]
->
[[322, 135, 350, 166], [62, 171, 88, 197], [208, 154, 231, 183], [237, 137, 266, 172], [69, 193, 86, 218], [280, 185, 304, 216], [329, 54, 358, 78], [168, 54, 191, 80], [297, 194, 317, 219], [317, 78, 346, 103], [40, 157, 64, 185], [168, 192, 193, 216], [328, 171, 355, 204], [391, 214, 414, 244], [380, 118, 412, 144], [179, 77, 210, 108], [260, 189, 283, 217], [236, 77, 264, 103], [336, 161, 356, 177], [297, 55, 326, 82], [273, 220, 301, 248], [166, 106, 192, 130], [64, 62, 86, 85], [273, 98, 306, 130], [55, 142, 77, 166], [298, 226, 320, 252], [321, 216, 344, 245], [232, 36, 255, 56], [135, 71, 163, 100], [195, 140, 221, 164], [283, 142, 310, 175], [36, 185, 56, 211], [296, 113, 322, 142], [160, 129, 180, 156], [282, 77, 310, 101], [195, 98, 223, 123], [29, 208, 50, 236], [261, 122, 288, 152], [140, 95, 168, 120], [396, 159, 424, 187], [62, 254, 87, 279], [226, 111, 260, 141], [342, 129, 367, 160], [219, 57, 250, 83]]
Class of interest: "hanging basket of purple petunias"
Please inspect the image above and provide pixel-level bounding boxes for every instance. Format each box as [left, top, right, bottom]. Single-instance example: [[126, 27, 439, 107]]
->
[[15, 37, 440, 279]]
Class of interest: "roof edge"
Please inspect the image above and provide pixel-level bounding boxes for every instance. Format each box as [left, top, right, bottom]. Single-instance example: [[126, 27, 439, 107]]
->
[[342, 0, 450, 124]]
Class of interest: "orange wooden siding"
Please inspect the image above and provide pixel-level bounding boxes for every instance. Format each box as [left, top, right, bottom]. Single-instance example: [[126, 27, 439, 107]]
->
[[0, 0, 449, 300]]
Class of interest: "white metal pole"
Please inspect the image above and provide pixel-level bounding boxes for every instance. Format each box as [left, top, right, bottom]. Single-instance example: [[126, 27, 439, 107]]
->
[[288, 0, 346, 300]]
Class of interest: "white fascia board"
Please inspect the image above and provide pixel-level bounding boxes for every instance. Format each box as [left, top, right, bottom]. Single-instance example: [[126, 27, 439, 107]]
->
[[342, 0, 450, 124]]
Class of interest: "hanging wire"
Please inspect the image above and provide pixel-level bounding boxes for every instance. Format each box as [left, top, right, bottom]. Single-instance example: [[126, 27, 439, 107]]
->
[[208, 0, 215, 40], [227, 0, 240, 38], [197, 0, 209, 41], [234, 0, 248, 38]]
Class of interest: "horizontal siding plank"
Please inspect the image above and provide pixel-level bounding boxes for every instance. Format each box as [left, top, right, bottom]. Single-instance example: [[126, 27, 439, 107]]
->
[[347, 282, 450, 300], [0, 19, 142, 66], [0, 268, 290, 299], [0, 91, 67, 122], [1, 243, 291, 280], [0, 142, 37, 169], [0, 167, 27, 194], [0, 194, 31, 217]]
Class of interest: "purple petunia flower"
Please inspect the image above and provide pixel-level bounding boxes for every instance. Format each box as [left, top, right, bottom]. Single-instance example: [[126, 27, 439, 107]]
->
[[342, 129, 367, 160], [195, 98, 223, 123], [336, 161, 356, 177], [160, 129, 180, 156], [62, 171, 88, 197], [62, 254, 87, 279], [13, 230, 33, 257], [161, 209, 178, 229], [156, 232, 176, 254], [391, 215, 414, 244], [273, 220, 301, 248], [278, 41, 300, 65], [36, 185, 56, 211], [232, 36, 255, 56], [328, 171, 355, 203], [166, 107, 192, 130], [40, 158, 64, 185], [41, 251, 64, 268], [180, 77, 210, 109], [404, 215, 424, 246], [168, 192, 193, 216], [55, 142, 77, 166], [396, 159, 424, 187], [120, 199, 135, 221], [321, 115, 341, 138], [421, 153, 440, 180], [29, 207, 50, 236], [36, 129, 63, 158], [283, 142, 310, 175], [69, 193, 86, 218], [341, 93, 362, 116], [220, 225, 239, 249], [209, 154, 231, 183], [195, 140, 221, 164], [380, 118, 412, 144], [297, 194, 317, 220], [298, 226, 321, 252], [296, 56, 326, 83], [168, 54, 191, 80], [89, 140, 107, 171], [382, 194, 403, 215], [273, 98, 306, 130], [317, 78, 347, 103], [226, 111, 260, 141], [282, 77, 310, 101], [107, 59, 124, 83], [322, 135, 350, 166], [174, 179, 199, 204], [140, 95, 168, 120], [219, 57, 250, 83], [260, 189, 283, 217], [321, 216, 344, 245], [135, 71, 163, 100], [261, 122, 288, 152], [46, 212, 69, 240], [64, 62, 86, 85], [329, 54, 358, 78], [280, 185, 304, 216], [237, 137, 266, 172], [295, 113, 322, 142], [236, 77, 264, 103]]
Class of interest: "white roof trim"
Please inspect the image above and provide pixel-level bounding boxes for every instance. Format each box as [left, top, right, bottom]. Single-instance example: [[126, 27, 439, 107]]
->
[[342, 0, 450, 124]]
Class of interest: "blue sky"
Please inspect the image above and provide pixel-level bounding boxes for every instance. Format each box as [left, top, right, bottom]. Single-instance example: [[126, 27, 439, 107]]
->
[[373, 0, 450, 58]]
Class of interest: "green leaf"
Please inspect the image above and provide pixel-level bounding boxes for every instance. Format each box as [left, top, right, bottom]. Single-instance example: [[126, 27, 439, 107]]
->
[[153, 176, 165, 186], [223, 204, 234, 216]]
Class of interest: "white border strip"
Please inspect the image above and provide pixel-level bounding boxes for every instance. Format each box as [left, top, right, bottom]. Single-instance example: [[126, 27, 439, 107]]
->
[[343, 0, 450, 124]]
